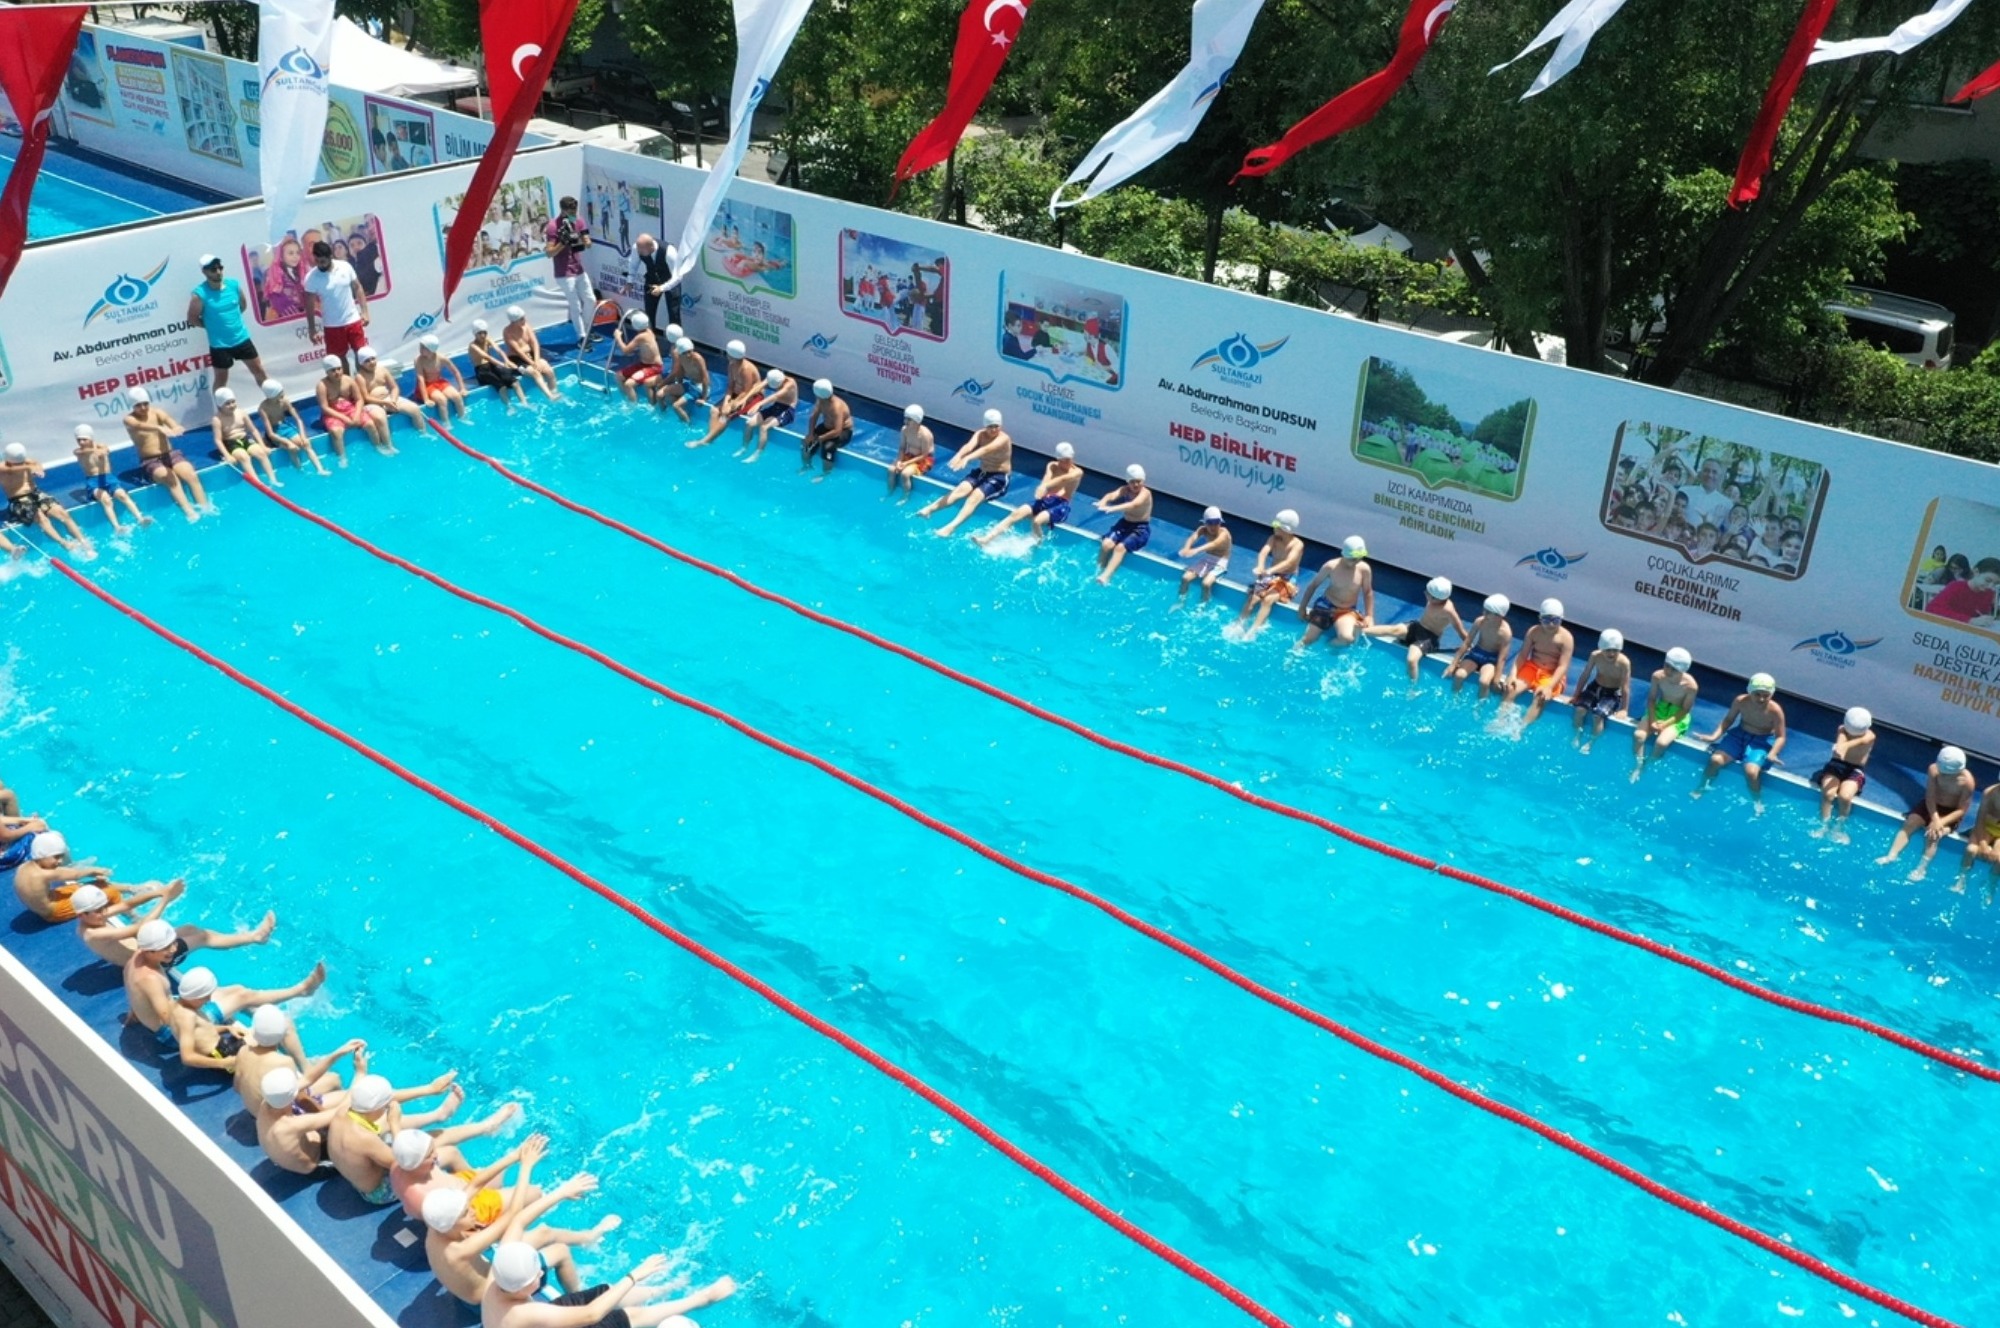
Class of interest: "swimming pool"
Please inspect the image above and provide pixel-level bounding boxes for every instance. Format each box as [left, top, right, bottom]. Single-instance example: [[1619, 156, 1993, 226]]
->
[[2, 142, 219, 240], [4, 378, 1997, 1327]]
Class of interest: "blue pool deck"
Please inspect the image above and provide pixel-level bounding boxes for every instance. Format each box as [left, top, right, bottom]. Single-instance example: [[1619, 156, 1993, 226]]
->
[[5, 328, 1996, 1326], [3, 139, 230, 241]]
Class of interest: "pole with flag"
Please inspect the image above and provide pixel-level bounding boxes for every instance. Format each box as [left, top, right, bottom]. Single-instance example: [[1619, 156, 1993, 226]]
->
[[891, 0, 1034, 197], [1051, 0, 1266, 214], [1728, 0, 1841, 208], [441, 0, 582, 313], [0, 5, 88, 299], [1489, 0, 1632, 99], [1235, 0, 1454, 180], [666, 0, 816, 289], [258, 0, 337, 245]]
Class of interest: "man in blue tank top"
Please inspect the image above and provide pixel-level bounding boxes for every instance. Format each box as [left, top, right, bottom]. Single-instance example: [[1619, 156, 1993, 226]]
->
[[185, 254, 266, 393]]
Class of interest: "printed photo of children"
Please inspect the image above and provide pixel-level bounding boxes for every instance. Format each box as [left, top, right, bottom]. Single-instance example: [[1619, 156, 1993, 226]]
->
[[242, 214, 391, 326], [1903, 496, 2000, 641], [838, 229, 947, 338], [1600, 420, 1827, 579], [433, 177, 554, 276], [703, 202, 796, 299], [998, 272, 1124, 389]]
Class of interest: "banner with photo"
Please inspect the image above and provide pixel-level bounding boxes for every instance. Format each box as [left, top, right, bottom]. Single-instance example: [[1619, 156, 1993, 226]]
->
[[579, 144, 2000, 754]]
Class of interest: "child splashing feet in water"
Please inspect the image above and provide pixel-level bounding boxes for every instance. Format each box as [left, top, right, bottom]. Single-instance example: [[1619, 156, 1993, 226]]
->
[[1877, 745, 1975, 883], [1445, 595, 1512, 699], [1568, 629, 1632, 753], [1363, 576, 1463, 684], [1811, 707, 1875, 845], [1631, 647, 1697, 783], [1692, 672, 1785, 814]]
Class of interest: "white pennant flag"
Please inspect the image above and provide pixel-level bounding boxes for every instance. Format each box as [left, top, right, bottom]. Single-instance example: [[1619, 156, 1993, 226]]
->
[[1050, 0, 1267, 214], [1809, 0, 1977, 64], [257, 0, 336, 245], [668, 0, 815, 288], [1490, 0, 1632, 99]]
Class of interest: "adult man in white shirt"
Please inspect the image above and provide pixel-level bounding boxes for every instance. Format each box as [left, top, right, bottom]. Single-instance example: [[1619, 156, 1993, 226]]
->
[[301, 240, 371, 371], [1677, 458, 1734, 531]]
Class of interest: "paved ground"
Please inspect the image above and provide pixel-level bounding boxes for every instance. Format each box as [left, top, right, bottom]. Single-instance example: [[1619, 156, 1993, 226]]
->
[[0, 1262, 56, 1328]]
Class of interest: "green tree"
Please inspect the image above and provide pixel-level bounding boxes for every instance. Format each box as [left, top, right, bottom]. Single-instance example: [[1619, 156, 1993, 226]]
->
[[1472, 398, 1531, 456]]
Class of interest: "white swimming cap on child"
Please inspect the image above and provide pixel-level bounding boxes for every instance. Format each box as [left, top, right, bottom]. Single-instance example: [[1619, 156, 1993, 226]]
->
[[68, 885, 109, 915], [1126, 463, 1146, 481], [213, 387, 234, 403], [1599, 629, 1624, 652], [177, 967, 218, 1001], [1748, 672, 1777, 694], [349, 1074, 394, 1113], [420, 334, 441, 350], [905, 403, 925, 422], [3, 443, 26, 462], [1426, 576, 1452, 601], [1342, 535, 1368, 559], [675, 337, 693, 353], [490, 1242, 543, 1293], [249, 1005, 290, 1048], [261, 380, 284, 398], [1939, 745, 1968, 773], [1843, 706, 1872, 734], [74, 424, 94, 439], [1665, 647, 1692, 672], [357, 347, 378, 362], [1203, 506, 1223, 522], [813, 378, 833, 398], [1483, 593, 1510, 616], [627, 313, 649, 330], [664, 324, 683, 342], [472, 319, 489, 333], [982, 408, 1003, 427], [1539, 597, 1564, 618], [260, 1067, 301, 1110], [1273, 509, 1299, 532], [129, 387, 150, 404], [764, 368, 784, 387], [391, 1129, 434, 1171], [135, 919, 176, 951], [422, 1187, 470, 1234], [726, 340, 747, 359], [506, 305, 526, 321], [29, 832, 67, 862], [1056, 442, 1075, 459], [322, 355, 343, 372]]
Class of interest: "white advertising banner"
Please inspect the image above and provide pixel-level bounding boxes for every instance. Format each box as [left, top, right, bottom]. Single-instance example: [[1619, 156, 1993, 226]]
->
[[1, 146, 580, 453], [257, 0, 338, 243], [0, 949, 394, 1328], [579, 145, 2000, 756]]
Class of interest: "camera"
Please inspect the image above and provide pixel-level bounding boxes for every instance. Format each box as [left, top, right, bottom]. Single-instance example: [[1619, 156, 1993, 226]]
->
[[555, 216, 586, 252]]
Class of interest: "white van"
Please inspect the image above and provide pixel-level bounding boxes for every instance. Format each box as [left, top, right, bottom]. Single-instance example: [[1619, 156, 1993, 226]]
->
[[1826, 287, 1955, 369]]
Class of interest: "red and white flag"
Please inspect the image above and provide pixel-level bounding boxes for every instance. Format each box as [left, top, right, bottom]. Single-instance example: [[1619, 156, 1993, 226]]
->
[[1729, 0, 1841, 208], [1236, 0, 1454, 179], [442, 0, 581, 312], [892, 0, 1034, 193], [0, 5, 87, 299], [1951, 56, 2000, 103]]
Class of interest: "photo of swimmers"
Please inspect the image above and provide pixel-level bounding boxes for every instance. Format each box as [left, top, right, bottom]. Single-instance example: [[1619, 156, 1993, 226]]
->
[[242, 215, 390, 326], [581, 166, 662, 259], [1352, 358, 1532, 500], [363, 96, 435, 174], [998, 273, 1125, 389], [838, 229, 947, 338], [1903, 497, 2000, 638], [1600, 420, 1827, 579], [703, 203, 795, 298], [433, 177, 554, 278]]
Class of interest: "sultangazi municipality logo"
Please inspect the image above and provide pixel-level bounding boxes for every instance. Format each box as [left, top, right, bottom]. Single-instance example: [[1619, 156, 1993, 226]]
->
[[404, 309, 445, 339], [1516, 547, 1586, 580], [950, 377, 993, 402], [1191, 332, 1288, 384], [83, 259, 171, 328], [1793, 631, 1882, 668], [263, 44, 327, 93], [802, 332, 838, 357]]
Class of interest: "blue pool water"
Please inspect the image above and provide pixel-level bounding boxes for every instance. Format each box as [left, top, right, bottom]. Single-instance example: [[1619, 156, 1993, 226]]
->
[[4, 381, 1999, 1327], [1, 143, 218, 239]]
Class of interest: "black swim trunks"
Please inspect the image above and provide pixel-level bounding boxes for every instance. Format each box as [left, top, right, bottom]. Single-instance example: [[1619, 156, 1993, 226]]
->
[[1405, 622, 1442, 655], [210, 339, 261, 370], [810, 424, 853, 461], [474, 361, 521, 388], [1574, 681, 1620, 716], [5, 490, 55, 525]]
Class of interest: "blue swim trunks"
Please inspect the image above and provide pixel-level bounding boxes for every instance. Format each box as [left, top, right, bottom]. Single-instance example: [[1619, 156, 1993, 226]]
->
[[1107, 518, 1151, 551], [1030, 493, 1071, 525], [1466, 648, 1499, 668], [757, 400, 795, 427], [680, 377, 708, 401], [968, 469, 1009, 500], [1714, 727, 1775, 768], [84, 473, 124, 497]]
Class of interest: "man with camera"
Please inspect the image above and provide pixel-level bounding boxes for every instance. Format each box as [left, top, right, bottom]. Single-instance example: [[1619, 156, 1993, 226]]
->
[[543, 195, 596, 348]]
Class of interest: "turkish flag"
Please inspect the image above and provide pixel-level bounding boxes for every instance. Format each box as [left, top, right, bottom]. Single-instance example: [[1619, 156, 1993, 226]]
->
[[892, 0, 1033, 193], [1950, 55, 2000, 103], [1729, 0, 1840, 207], [0, 5, 87, 299], [1236, 0, 1453, 179], [442, 0, 581, 312]]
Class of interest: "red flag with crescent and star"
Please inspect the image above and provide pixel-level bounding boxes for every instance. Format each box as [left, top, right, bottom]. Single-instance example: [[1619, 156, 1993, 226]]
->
[[0, 4, 87, 299], [442, 0, 582, 312], [1728, 0, 1841, 207], [892, 0, 1034, 194], [1235, 0, 1452, 179]]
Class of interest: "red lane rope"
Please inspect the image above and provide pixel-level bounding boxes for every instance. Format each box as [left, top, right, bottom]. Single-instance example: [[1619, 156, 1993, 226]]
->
[[426, 422, 2000, 1085], [43, 556, 1289, 1328], [239, 478, 1956, 1328]]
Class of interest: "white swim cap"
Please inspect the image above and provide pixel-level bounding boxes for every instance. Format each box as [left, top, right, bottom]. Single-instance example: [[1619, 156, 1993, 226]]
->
[[422, 1186, 470, 1234], [213, 387, 235, 403], [1662, 647, 1691, 672], [505, 305, 525, 321], [1426, 576, 1452, 601], [664, 324, 683, 342], [1202, 506, 1223, 523], [3, 443, 26, 462], [1273, 509, 1299, 533], [390, 1128, 434, 1171], [68, 884, 109, 915], [1938, 745, 1968, 773], [249, 1005, 290, 1048], [472, 319, 489, 333], [628, 312, 649, 330], [490, 1242, 543, 1293], [177, 967, 218, 1001], [129, 387, 150, 404], [1341, 535, 1367, 559], [675, 337, 693, 353], [349, 1074, 393, 1113], [261, 379, 284, 398], [260, 1066, 300, 1109], [982, 408, 1003, 427], [1056, 442, 1075, 460], [1842, 706, 1873, 734], [357, 346, 378, 363], [1483, 593, 1510, 616], [764, 368, 784, 387], [813, 378, 833, 399], [1599, 629, 1624, 652], [74, 423, 95, 439], [420, 334, 441, 350], [726, 339, 747, 359], [1126, 463, 1146, 482], [135, 918, 176, 951], [322, 355, 342, 372], [29, 831, 67, 862], [1539, 597, 1564, 619], [905, 403, 924, 422], [1747, 672, 1776, 695]]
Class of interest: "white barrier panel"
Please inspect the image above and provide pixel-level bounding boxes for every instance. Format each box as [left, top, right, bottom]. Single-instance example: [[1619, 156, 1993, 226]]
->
[[0, 949, 394, 1328], [55, 23, 543, 200], [0, 145, 585, 456], [577, 146, 2000, 756]]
